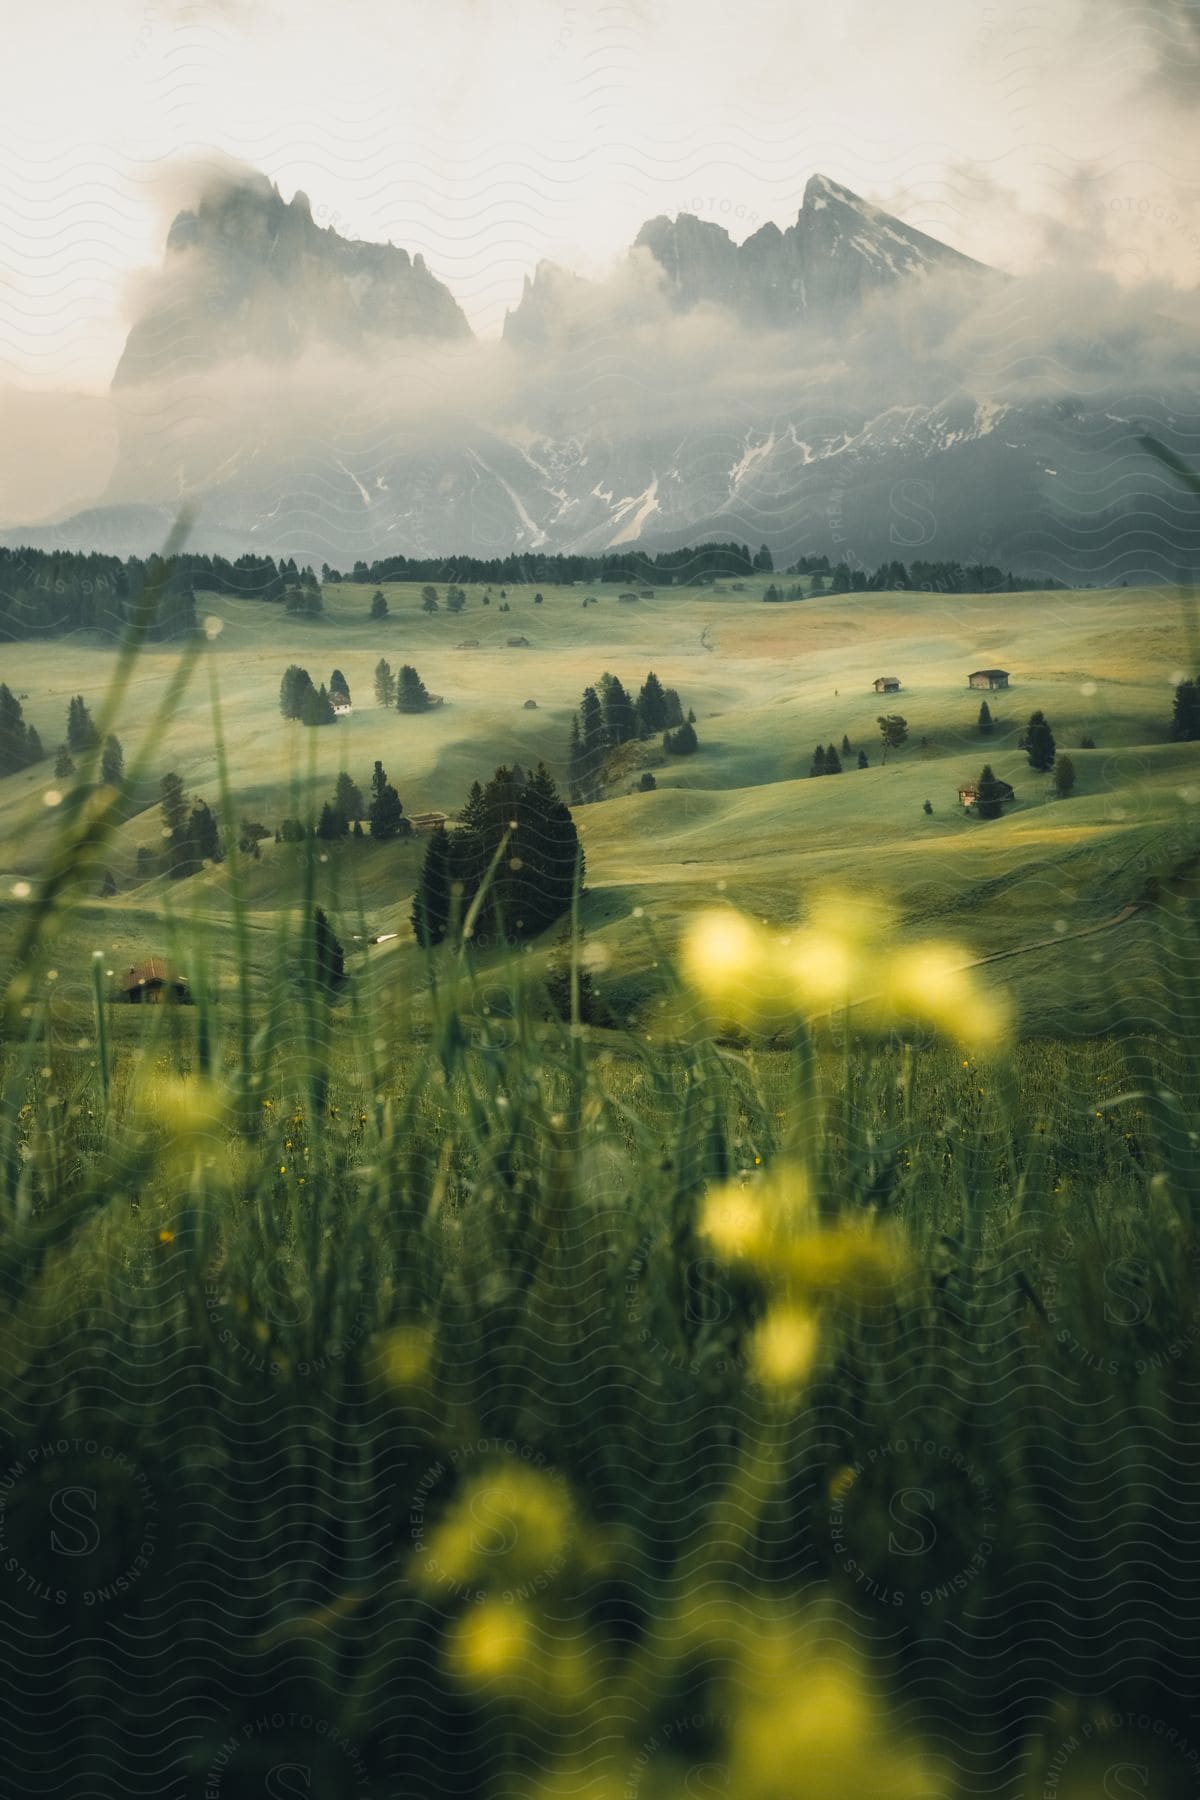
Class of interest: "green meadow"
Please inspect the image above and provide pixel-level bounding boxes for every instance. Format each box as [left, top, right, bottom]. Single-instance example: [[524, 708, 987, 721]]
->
[[2, 576, 1196, 1030], [1, 575, 1199, 1798]]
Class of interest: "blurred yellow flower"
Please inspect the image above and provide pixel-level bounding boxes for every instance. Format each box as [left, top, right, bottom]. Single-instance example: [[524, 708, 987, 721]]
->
[[878, 942, 1010, 1049], [783, 1221, 910, 1300], [679, 893, 1011, 1049], [373, 1324, 434, 1390], [729, 1652, 945, 1799], [446, 1599, 534, 1685], [415, 1462, 573, 1596], [700, 1185, 768, 1261], [131, 1074, 227, 1169], [751, 1305, 820, 1387]]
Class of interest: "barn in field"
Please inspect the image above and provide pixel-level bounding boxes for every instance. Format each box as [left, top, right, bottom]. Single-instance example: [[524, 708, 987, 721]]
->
[[118, 960, 191, 1004], [969, 669, 1010, 690], [410, 811, 448, 833], [958, 777, 1015, 811], [873, 675, 901, 694], [332, 698, 352, 716]]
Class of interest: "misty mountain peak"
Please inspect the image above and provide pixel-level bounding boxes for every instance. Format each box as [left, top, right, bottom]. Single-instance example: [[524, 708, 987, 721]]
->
[[801, 172, 865, 211], [116, 170, 471, 387]]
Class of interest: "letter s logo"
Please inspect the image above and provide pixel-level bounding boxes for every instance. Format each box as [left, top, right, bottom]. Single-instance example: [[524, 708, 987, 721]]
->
[[889, 479, 937, 548], [49, 1486, 101, 1557], [684, 1760, 728, 1800], [264, 1254, 313, 1327], [266, 1765, 313, 1798], [1102, 1762, 1150, 1798], [888, 1487, 936, 1556], [469, 1488, 520, 1558], [1104, 1257, 1151, 1327]]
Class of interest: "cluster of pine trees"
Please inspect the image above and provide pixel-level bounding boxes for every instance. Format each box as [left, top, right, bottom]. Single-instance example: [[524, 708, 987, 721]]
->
[[316, 772, 366, 840], [566, 671, 691, 802], [280, 666, 351, 725], [373, 660, 433, 712], [158, 772, 222, 878], [0, 685, 43, 774], [411, 765, 581, 948], [330, 541, 773, 590], [807, 558, 1057, 596], [810, 734, 868, 776]]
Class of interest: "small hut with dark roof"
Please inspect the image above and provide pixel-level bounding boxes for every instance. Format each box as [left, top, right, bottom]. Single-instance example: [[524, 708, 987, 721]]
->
[[119, 959, 191, 1004]]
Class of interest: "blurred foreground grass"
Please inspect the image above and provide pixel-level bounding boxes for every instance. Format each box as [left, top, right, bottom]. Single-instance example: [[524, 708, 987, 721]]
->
[[1, 597, 1199, 1800]]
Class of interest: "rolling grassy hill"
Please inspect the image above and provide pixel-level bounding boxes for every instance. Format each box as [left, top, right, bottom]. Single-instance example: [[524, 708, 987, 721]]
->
[[2, 576, 1197, 1033]]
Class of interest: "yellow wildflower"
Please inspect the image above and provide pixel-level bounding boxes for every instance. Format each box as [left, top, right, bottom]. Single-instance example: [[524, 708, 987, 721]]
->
[[751, 1305, 820, 1387], [446, 1599, 533, 1685]]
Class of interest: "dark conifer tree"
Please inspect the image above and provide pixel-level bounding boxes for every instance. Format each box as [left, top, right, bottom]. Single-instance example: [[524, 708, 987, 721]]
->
[[0, 686, 42, 774], [635, 671, 669, 737], [368, 760, 408, 840], [1170, 679, 1200, 741], [100, 734, 124, 787], [824, 742, 842, 774], [579, 686, 605, 800], [857, 749, 869, 769], [411, 823, 454, 946], [160, 772, 189, 877], [600, 673, 637, 745], [810, 744, 827, 777], [976, 764, 1005, 820], [567, 715, 585, 804], [396, 665, 431, 713], [1019, 710, 1056, 771], [334, 772, 364, 825], [370, 590, 388, 619], [66, 695, 98, 754], [280, 665, 314, 720], [661, 687, 685, 728], [664, 719, 698, 756], [374, 658, 396, 707], [978, 699, 994, 735], [188, 800, 222, 870]]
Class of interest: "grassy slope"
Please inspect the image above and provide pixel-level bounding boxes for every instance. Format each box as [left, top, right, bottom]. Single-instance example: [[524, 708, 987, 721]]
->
[[2, 578, 1197, 1031]]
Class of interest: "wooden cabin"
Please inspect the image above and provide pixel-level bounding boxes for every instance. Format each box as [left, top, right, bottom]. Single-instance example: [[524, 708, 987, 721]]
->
[[506, 636, 531, 647], [873, 676, 901, 694], [119, 959, 191, 1004], [410, 811, 449, 833], [969, 669, 1010, 690], [958, 778, 1015, 811]]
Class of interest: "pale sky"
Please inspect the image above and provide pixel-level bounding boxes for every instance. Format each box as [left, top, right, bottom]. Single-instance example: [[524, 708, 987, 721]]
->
[[2, 0, 1199, 393]]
